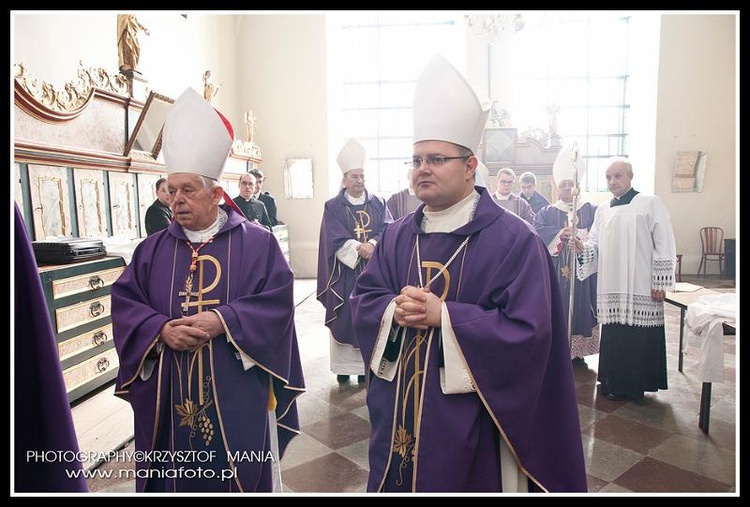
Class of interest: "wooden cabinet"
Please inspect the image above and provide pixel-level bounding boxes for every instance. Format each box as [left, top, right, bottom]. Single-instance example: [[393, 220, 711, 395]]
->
[[28, 164, 73, 240], [38, 256, 126, 403], [108, 172, 138, 238], [73, 168, 109, 238]]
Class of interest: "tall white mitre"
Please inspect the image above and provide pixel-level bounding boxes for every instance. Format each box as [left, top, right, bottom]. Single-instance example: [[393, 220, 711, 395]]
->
[[162, 87, 234, 181], [413, 53, 491, 152], [553, 143, 587, 184], [474, 160, 490, 188], [336, 138, 368, 175]]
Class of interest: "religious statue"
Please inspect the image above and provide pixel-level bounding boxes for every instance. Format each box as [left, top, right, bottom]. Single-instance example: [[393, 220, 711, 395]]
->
[[244, 110, 257, 143], [203, 70, 220, 104], [546, 102, 562, 147], [489, 101, 513, 128], [546, 102, 560, 137], [117, 14, 150, 74]]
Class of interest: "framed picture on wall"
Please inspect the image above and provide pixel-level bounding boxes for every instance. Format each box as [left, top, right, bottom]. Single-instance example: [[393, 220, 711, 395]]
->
[[481, 127, 517, 165]]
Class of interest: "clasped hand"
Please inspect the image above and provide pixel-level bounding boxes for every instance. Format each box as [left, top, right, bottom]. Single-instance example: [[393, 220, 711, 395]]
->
[[160, 311, 223, 351], [393, 285, 441, 330], [356, 241, 375, 260]]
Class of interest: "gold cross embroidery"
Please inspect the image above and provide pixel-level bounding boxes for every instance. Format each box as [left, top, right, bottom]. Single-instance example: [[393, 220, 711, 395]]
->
[[179, 255, 221, 314]]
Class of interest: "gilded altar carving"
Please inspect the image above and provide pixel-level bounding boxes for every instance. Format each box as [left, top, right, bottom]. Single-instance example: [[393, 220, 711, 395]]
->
[[14, 61, 128, 122]]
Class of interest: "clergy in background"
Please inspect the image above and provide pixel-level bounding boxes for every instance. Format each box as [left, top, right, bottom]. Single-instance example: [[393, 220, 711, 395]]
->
[[386, 166, 422, 221], [350, 54, 587, 493], [533, 146, 599, 365], [316, 139, 393, 383], [111, 87, 304, 492], [491, 166, 536, 223], [519, 171, 551, 213], [233, 172, 274, 231]]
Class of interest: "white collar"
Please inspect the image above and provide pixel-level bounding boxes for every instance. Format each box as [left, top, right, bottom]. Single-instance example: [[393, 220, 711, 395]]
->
[[184, 207, 228, 243], [345, 192, 366, 205], [422, 190, 479, 233], [552, 199, 587, 213]]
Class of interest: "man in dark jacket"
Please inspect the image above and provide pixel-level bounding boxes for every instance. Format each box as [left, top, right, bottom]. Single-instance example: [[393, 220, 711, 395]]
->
[[144, 177, 172, 235], [234, 172, 273, 230]]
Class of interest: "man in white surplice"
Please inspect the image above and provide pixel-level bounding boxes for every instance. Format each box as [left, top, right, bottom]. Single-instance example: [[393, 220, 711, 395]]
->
[[574, 157, 676, 402]]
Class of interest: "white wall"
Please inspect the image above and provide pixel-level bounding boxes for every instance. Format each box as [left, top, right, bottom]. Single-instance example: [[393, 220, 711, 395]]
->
[[235, 14, 328, 278], [655, 14, 737, 274]]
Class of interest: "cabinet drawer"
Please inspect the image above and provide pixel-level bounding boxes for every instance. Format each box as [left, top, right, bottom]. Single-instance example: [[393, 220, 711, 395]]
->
[[55, 295, 112, 333], [51, 266, 125, 300], [58, 323, 113, 362], [62, 347, 119, 393]]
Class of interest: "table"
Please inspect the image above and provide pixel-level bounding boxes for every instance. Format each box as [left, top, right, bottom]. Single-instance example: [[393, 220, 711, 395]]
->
[[665, 288, 735, 434], [665, 288, 720, 372]]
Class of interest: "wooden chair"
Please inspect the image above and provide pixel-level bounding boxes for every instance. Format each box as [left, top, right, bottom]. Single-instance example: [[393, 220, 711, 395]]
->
[[698, 227, 725, 277]]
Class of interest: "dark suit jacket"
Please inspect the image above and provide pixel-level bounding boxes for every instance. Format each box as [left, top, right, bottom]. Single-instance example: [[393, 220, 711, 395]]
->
[[144, 200, 173, 235], [258, 192, 279, 227], [233, 196, 273, 231]]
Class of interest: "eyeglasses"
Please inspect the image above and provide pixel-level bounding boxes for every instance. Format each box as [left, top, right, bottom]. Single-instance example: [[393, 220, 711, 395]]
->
[[408, 155, 469, 169], [498, 179, 515, 185]]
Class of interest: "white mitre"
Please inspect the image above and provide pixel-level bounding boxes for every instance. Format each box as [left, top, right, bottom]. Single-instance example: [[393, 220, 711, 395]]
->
[[162, 86, 234, 181], [553, 143, 587, 184], [336, 138, 367, 175], [413, 53, 491, 152]]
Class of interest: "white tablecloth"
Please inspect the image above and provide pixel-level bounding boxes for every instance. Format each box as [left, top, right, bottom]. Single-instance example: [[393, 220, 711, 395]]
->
[[684, 293, 736, 383], [101, 236, 143, 265]]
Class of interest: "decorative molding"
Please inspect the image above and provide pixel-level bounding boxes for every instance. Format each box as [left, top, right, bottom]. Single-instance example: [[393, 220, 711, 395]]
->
[[465, 13, 525, 45], [230, 140, 262, 162], [14, 139, 130, 173], [14, 61, 129, 123]]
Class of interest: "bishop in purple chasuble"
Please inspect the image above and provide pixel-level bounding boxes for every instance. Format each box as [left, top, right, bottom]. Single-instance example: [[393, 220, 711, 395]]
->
[[350, 188, 587, 493], [112, 206, 305, 492], [534, 202, 600, 357], [316, 188, 392, 348], [14, 204, 88, 493]]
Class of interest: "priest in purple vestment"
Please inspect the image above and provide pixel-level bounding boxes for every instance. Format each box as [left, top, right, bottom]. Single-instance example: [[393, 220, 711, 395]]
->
[[317, 138, 393, 383], [14, 203, 88, 493], [386, 166, 422, 220], [491, 167, 536, 224], [350, 54, 587, 493], [111, 87, 305, 493], [533, 145, 599, 364]]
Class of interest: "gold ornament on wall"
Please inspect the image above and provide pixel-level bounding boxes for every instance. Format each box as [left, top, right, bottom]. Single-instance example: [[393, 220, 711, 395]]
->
[[14, 61, 128, 122]]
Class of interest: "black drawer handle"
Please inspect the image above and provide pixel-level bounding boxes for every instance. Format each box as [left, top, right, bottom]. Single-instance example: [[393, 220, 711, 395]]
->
[[96, 357, 110, 373], [89, 301, 105, 317], [88, 276, 105, 290], [91, 330, 108, 346]]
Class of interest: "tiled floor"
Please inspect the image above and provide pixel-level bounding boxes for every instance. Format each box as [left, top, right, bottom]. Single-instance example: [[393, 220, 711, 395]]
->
[[84, 275, 737, 495]]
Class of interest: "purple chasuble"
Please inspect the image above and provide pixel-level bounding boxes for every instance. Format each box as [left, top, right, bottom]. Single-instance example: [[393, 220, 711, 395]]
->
[[316, 188, 393, 347], [534, 202, 599, 340], [350, 188, 587, 493], [112, 206, 305, 492], [386, 188, 423, 221], [14, 204, 88, 493]]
